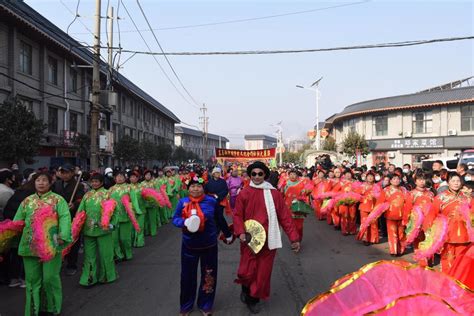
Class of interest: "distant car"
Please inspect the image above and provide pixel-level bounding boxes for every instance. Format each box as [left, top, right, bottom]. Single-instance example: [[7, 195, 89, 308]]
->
[[458, 149, 474, 170], [421, 157, 459, 171]]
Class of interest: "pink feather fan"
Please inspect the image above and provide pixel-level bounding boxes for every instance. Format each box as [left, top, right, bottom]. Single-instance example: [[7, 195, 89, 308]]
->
[[142, 188, 168, 207], [357, 202, 389, 240], [414, 214, 448, 262], [460, 203, 474, 242], [320, 198, 336, 216], [100, 199, 117, 230], [0, 220, 25, 255], [121, 194, 141, 232], [160, 185, 172, 208], [31, 204, 58, 262], [62, 211, 87, 258], [403, 205, 425, 246]]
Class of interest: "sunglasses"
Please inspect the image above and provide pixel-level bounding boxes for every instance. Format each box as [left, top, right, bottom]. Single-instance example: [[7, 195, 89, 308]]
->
[[251, 172, 264, 177]]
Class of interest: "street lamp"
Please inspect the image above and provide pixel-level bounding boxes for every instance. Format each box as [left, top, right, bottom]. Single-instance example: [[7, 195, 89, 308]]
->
[[296, 77, 323, 151]]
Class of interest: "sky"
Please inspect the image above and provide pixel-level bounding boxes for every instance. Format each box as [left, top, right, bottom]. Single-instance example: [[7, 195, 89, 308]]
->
[[26, 0, 473, 146]]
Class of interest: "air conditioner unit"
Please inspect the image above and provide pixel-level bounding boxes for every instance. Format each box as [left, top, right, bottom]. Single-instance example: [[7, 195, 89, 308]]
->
[[448, 129, 457, 136], [403, 131, 412, 138], [388, 152, 396, 158]]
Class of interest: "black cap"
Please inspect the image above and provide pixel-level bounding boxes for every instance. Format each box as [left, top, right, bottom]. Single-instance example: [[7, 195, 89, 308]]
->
[[59, 163, 74, 172], [247, 161, 270, 180]]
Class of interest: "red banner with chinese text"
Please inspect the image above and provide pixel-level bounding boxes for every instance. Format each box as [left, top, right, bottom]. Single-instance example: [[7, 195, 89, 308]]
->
[[215, 148, 276, 159]]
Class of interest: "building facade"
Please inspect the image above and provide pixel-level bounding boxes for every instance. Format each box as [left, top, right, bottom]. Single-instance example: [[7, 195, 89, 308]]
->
[[174, 126, 229, 161], [244, 135, 278, 150], [325, 85, 474, 168], [0, 1, 179, 169]]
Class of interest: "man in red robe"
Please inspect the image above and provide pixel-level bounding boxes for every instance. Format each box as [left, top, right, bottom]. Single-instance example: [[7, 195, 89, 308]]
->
[[233, 161, 300, 314]]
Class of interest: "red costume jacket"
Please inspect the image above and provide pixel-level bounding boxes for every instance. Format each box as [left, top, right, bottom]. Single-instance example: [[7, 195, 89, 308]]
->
[[377, 186, 410, 222], [431, 190, 473, 244]]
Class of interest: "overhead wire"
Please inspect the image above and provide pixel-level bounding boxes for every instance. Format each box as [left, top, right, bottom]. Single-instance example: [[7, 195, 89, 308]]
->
[[136, 0, 201, 107], [119, 0, 199, 110], [115, 0, 122, 70], [65, 0, 81, 35], [72, 0, 370, 34], [76, 35, 473, 56], [0, 73, 89, 102]]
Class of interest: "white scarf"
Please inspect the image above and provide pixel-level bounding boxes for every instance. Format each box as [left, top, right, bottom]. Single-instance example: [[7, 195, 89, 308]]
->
[[249, 180, 282, 250]]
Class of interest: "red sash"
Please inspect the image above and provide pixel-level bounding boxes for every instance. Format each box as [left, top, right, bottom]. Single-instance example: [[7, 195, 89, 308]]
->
[[182, 195, 206, 232]]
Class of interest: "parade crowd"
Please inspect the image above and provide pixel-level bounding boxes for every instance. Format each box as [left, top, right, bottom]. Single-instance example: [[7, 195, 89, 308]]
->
[[0, 156, 473, 315]]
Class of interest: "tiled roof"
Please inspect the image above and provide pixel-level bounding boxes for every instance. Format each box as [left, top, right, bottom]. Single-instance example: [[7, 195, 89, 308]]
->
[[0, 0, 180, 123], [175, 126, 229, 142], [329, 86, 474, 122], [244, 134, 278, 142]]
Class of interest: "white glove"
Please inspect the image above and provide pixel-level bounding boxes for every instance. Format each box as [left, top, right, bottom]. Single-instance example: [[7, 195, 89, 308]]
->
[[226, 236, 233, 243], [184, 209, 201, 233]]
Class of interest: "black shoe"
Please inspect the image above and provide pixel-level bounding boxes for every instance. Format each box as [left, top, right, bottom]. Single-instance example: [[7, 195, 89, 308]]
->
[[247, 302, 261, 314], [240, 291, 247, 304], [65, 268, 77, 276], [363, 241, 371, 246]]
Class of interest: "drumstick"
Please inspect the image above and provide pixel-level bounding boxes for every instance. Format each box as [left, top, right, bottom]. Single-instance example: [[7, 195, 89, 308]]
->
[[69, 171, 83, 205]]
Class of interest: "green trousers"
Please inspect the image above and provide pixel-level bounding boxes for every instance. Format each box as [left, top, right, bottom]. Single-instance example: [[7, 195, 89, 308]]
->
[[113, 222, 133, 260], [23, 254, 62, 316], [169, 195, 179, 218], [158, 206, 168, 225], [145, 207, 158, 236], [133, 214, 146, 247], [79, 234, 116, 286]]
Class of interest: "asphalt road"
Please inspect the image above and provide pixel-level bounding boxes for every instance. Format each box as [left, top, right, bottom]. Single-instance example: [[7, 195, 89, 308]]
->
[[0, 216, 411, 316]]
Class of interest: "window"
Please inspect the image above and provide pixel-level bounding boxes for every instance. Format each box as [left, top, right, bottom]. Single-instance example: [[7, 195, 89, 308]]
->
[[122, 97, 126, 113], [345, 118, 356, 133], [19, 41, 32, 75], [48, 107, 58, 134], [47, 56, 58, 85], [373, 114, 388, 136], [69, 112, 78, 132], [412, 111, 432, 134], [461, 104, 474, 131], [69, 69, 78, 93], [137, 104, 141, 119]]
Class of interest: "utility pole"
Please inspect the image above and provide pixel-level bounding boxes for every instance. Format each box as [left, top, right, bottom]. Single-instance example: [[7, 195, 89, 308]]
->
[[200, 104, 209, 165], [296, 76, 323, 151], [90, 0, 101, 170], [107, 5, 114, 88], [276, 122, 283, 166]]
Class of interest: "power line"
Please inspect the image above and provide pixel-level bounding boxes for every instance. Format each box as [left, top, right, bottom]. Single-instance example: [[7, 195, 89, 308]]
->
[[136, 0, 200, 107], [65, 0, 81, 35], [0, 73, 89, 102], [72, 1, 370, 34], [115, 0, 122, 70], [60, 0, 97, 41], [119, 0, 199, 110], [77, 35, 473, 56]]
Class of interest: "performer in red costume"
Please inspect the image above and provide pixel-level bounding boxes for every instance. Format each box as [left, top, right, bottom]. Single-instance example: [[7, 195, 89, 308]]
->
[[405, 171, 435, 266], [357, 171, 380, 245], [334, 169, 359, 236], [328, 168, 342, 227], [431, 172, 473, 272], [311, 169, 333, 221], [376, 173, 410, 256], [283, 170, 313, 242], [233, 161, 300, 314]]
